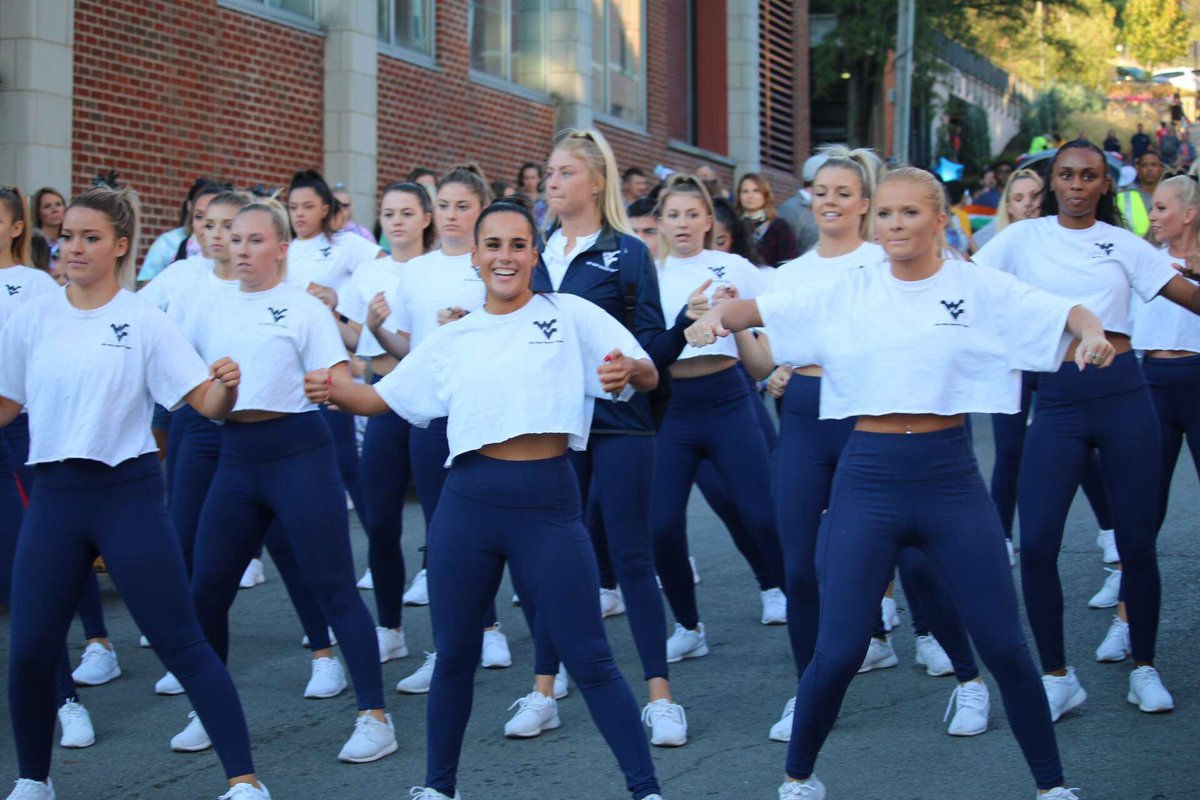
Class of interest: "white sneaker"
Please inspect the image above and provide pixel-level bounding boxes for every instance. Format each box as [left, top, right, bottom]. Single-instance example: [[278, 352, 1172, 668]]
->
[[665, 623, 709, 663], [337, 713, 398, 763], [72, 642, 121, 686], [511, 594, 520, 606], [357, 569, 374, 590], [300, 627, 338, 648], [689, 555, 700, 584], [57, 700, 95, 748], [170, 710, 212, 752], [1042, 667, 1087, 722], [219, 782, 272, 800], [1128, 665, 1174, 713], [552, 663, 569, 700], [761, 587, 788, 625], [481, 624, 512, 669], [641, 698, 687, 746], [139, 635, 150, 648], [5, 779, 55, 799], [1006, 539, 1017, 567], [944, 680, 989, 736], [1040, 789, 1080, 800], [504, 691, 560, 738], [377, 627, 409, 663], [155, 671, 185, 696], [238, 558, 265, 589], [600, 587, 626, 618], [1087, 568, 1121, 609], [408, 788, 460, 800], [403, 569, 429, 606], [778, 775, 826, 799], [1097, 528, 1119, 563], [914, 634, 954, 677], [304, 657, 348, 699], [880, 596, 900, 631], [1095, 617, 1130, 663], [768, 697, 795, 742], [857, 637, 899, 674], [397, 652, 436, 694]]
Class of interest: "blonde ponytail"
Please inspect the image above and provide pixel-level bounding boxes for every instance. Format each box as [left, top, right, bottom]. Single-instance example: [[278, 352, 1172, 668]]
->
[[69, 186, 141, 289], [813, 145, 885, 240], [550, 128, 632, 235]]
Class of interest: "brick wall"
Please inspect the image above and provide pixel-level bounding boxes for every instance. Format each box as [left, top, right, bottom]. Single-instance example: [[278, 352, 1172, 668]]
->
[[72, 0, 324, 251]]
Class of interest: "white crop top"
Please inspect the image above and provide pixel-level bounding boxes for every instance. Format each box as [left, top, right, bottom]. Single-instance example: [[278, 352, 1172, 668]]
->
[[136, 255, 214, 313], [772, 242, 886, 292], [658, 250, 767, 361], [0, 265, 58, 318], [756, 259, 1076, 419], [286, 232, 379, 295], [174, 282, 348, 414], [973, 216, 1175, 335], [339, 258, 406, 358], [0, 288, 210, 466], [1133, 247, 1200, 352], [383, 249, 486, 350], [375, 293, 648, 466]]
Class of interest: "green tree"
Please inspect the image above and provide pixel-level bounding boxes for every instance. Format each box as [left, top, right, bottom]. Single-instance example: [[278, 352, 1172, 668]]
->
[[1124, 0, 1189, 70]]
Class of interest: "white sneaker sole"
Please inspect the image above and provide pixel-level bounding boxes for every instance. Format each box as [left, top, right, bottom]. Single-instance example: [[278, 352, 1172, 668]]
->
[[1049, 686, 1087, 723], [857, 654, 899, 674], [768, 729, 791, 743], [1087, 596, 1119, 609], [73, 667, 122, 687], [397, 680, 432, 695], [60, 734, 96, 749], [649, 732, 687, 747], [915, 655, 955, 677], [379, 647, 409, 664], [171, 738, 212, 753], [305, 684, 348, 699], [505, 715, 561, 738], [1127, 691, 1174, 713], [156, 684, 186, 696], [761, 614, 787, 626], [665, 642, 709, 664], [947, 722, 988, 737], [338, 738, 399, 763]]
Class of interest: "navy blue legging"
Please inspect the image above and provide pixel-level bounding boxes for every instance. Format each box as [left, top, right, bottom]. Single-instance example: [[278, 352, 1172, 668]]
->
[[361, 410, 412, 630], [169, 405, 332, 651], [321, 406, 366, 528], [425, 452, 659, 800], [190, 413, 384, 710], [787, 428, 1062, 790], [9, 455, 255, 781], [990, 371, 1114, 537], [1143, 354, 1200, 531], [651, 366, 783, 630], [1019, 352, 1161, 672]]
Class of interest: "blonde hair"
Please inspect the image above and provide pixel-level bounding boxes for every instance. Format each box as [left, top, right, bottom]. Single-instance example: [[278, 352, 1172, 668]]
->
[[68, 186, 141, 290], [876, 168, 948, 253], [236, 198, 291, 278], [1156, 175, 1200, 252], [550, 128, 632, 235], [992, 168, 1043, 231], [812, 145, 886, 239], [734, 173, 779, 220], [654, 173, 716, 256]]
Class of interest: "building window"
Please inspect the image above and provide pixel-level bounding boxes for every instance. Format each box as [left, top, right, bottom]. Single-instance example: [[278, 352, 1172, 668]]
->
[[239, 0, 316, 18], [378, 0, 433, 55], [469, 0, 548, 93], [592, 0, 644, 125], [666, 0, 727, 154], [760, 0, 797, 172]]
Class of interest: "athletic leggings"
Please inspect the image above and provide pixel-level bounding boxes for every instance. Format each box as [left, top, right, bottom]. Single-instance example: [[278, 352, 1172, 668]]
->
[[9, 455, 255, 781], [321, 406, 366, 527], [651, 366, 783, 630], [786, 428, 1062, 790], [774, 375, 978, 683], [361, 410, 412, 630], [425, 452, 659, 800], [169, 404, 332, 651], [990, 371, 1114, 538], [1019, 352, 1161, 672], [190, 413, 383, 710], [1143, 354, 1200, 531]]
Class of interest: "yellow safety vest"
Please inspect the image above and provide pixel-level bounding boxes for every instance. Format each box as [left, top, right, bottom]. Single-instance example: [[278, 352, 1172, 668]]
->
[[1118, 190, 1150, 237]]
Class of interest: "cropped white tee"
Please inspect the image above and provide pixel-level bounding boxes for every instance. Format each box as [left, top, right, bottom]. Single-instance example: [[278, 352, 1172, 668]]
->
[[657, 250, 766, 361], [382, 249, 486, 350]]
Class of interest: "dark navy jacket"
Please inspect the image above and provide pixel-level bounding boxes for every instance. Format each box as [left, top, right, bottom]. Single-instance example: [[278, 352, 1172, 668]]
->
[[533, 226, 690, 435]]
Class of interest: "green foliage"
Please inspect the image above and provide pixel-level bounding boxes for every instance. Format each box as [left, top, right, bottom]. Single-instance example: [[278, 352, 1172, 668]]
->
[[1123, 0, 1189, 70], [935, 97, 993, 176]]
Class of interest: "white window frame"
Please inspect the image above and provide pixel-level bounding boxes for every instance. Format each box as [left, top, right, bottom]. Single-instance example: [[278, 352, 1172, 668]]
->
[[467, 0, 549, 96], [377, 0, 437, 67], [218, 0, 322, 34], [592, 0, 646, 129]]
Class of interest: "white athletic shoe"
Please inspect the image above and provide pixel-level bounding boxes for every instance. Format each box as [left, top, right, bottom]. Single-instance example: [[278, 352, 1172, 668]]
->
[[300, 627, 338, 648], [504, 691, 560, 738], [689, 555, 700, 584], [641, 698, 688, 746], [408, 788, 460, 800], [880, 596, 900, 631], [1097, 528, 1119, 563], [139, 635, 151, 648], [857, 637, 899, 673], [1095, 616, 1130, 663], [511, 594, 521, 606], [397, 652, 436, 694], [1006, 539, 1017, 567], [170, 710, 212, 752], [403, 569, 430, 606], [778, 775, 826, 799], [1087, 568, 1122, 609], [304, 657, 348, 699], [337, 713, 398, 763], [760, 588, 788, 625], [481, 624, 512, 669], [1042, 667, 1087, 723], [155, 671, 185, 696], [944, 680, 990, 736], [219, 782, 272, 800], [665, 623, 709, 663], [552, 663, 570, 700], [357, 569, 374, 590], [914, 634, 955, 677], [1039, 789, 1080, 800], [5, 779, 55, 799], [238, 558, 265, 589], [1128, 665, 1174, 713], [600, 587, 626, 618], [72, 642, 121, 686], [377, 627, 409, 663], [768, 697, 795, 742], [57, 699, 95, 748]]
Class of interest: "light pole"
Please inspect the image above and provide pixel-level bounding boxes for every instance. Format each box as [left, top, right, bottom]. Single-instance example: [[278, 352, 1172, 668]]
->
[[892, 0, 915, 164]]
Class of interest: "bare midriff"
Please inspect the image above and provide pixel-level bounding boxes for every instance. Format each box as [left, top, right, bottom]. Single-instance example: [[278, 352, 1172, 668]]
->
[[1064, 332, 1131, 363], [792, 365, 823, 378], [479, 432, 569, 461], [228, 409, 288, 423], [854, 413, 966, 434], [669, 354, 737, 380], [1145, 349, 1198, 359]]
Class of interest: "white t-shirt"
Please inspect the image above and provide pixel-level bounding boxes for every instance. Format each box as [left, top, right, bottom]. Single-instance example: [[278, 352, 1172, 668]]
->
[[174, 282, 348, 414], [137, 255, 214, 313], [383, 249, 486, 350], [286, 232, 380, 295], [0, 288, 210, 466], [772, 241, 886, 293], [973, 216, 1175, 335], [340, 257, 406, 358], [756, 259, 1075, 419], [543, 229, 601, 290], [1133, 247, 1200, 352], [375, 293, 648, 466], [0, 265, 58, 319], [658, 250, 767, 361]]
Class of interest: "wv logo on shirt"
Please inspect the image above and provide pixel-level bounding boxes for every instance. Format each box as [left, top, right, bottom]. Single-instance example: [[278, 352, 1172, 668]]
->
[[5, 284, 19, 296], [268, 307, 287, 323], [530, 319, 562, 344], [1094, 242, 1114, 257], [936, 299, 968, 328], [586, 251, 619, 273], [320, 246, 333, 258], [708, 266, 727, 280], [103, 323, 132, 349]]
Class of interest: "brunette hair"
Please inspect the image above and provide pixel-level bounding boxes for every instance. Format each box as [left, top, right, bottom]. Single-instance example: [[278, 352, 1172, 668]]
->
[[30, 187, 66, 232], [288, 169, 340, 241], [0, 186, 31, 265], [711, 196, 762, 266], [437, 163, 493, 207], [380, 181, 436, 252], [734, 173, 779, 220]]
